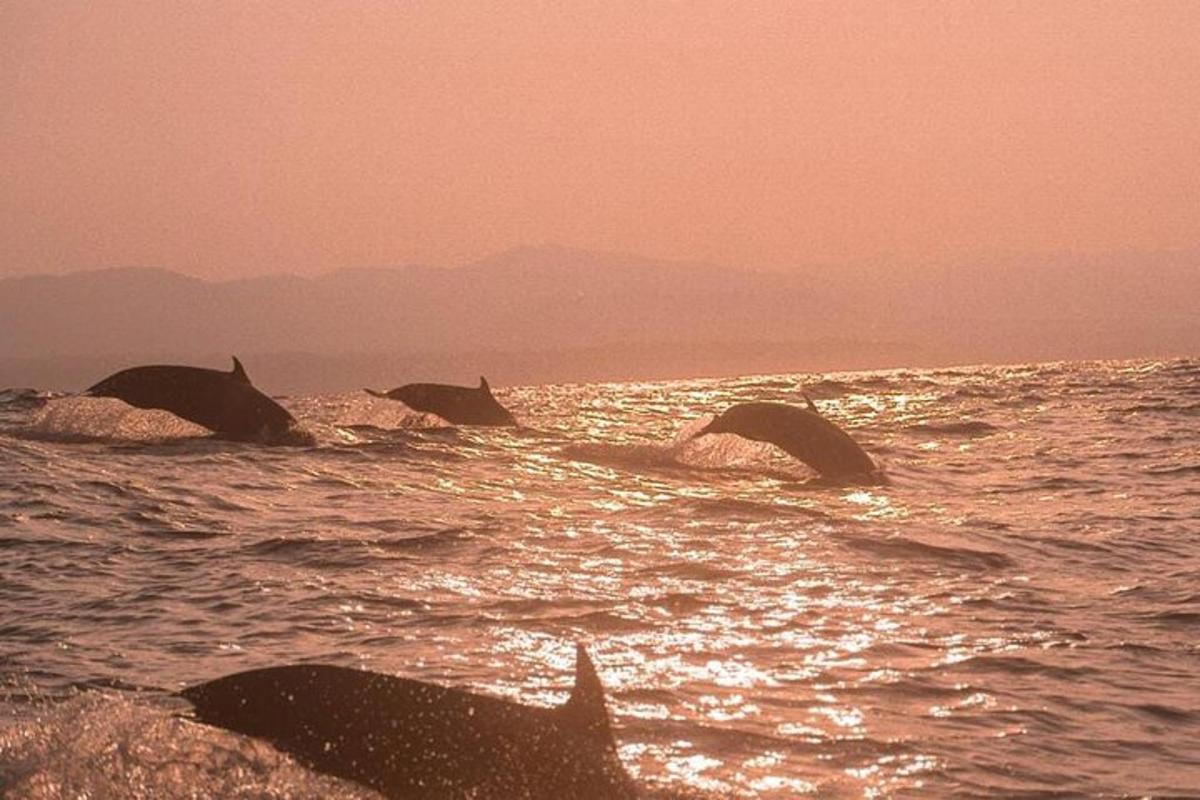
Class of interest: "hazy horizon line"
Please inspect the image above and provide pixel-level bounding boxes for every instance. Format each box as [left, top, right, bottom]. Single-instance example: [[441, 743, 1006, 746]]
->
[[4, 344, 1194, 397], [5, 241, 1200, 283]]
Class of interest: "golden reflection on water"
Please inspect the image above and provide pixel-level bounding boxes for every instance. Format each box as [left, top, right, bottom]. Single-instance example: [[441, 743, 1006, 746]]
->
[[843, 489, 907, 520], [10, 361, 1196, 797], [323, 379, 1064, 794], [850, 753, 940, 798]]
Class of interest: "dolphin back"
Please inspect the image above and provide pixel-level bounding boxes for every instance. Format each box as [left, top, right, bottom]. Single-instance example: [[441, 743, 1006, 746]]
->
[[369, 379, 517, 426], [85, 361, 297, 443], [705, 402, 876, 479], [180, 647, 636, 798]]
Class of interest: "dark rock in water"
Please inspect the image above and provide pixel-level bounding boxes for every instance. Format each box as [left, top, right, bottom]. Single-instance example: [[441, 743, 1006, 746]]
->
[[179, 644, 638, 799]]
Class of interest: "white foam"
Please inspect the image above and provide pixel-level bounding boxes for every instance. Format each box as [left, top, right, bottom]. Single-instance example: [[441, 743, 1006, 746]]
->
[[25, 397, 209, 443], [0, 691, 382, 799]]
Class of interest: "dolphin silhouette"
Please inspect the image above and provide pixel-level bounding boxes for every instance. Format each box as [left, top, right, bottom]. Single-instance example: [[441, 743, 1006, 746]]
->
[[179, 644, 638, 800], [86, 357, 301, 443], [696, 400, 877, 479], [366, 376, 517, 426]]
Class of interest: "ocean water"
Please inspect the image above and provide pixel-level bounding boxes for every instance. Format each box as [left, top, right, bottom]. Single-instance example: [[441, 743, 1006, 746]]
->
[[1, 358, 1198, 798]]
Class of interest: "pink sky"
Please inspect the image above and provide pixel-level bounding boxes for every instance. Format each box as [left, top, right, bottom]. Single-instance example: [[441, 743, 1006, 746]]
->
[[2, 1, 1198, 278]]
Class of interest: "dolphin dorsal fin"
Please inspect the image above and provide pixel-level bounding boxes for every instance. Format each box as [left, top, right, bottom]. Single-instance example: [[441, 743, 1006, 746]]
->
[[804, 394, 820, 414], [231, 357, 250, 383], [562, 643, 611, 740], [479, 376, 491, 393]]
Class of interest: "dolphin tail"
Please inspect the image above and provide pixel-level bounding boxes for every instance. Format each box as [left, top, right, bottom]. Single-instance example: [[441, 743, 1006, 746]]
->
[[364, 388, 390, 399]]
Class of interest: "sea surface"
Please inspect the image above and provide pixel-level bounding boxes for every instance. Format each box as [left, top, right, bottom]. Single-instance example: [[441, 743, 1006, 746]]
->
[[1, 358, 1198, 798]]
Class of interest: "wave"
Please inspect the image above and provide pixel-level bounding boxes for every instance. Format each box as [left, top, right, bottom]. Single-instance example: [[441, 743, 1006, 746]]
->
[[18, 397, 217, 443], [1115, 400, 1200, 414], [948, 385, 1001, 399], [904, 420, 1001, 436], [1142, 609, 1200, 627], [3, 358, 1199, 798], [0, 388, 53, 409], [559, 438, 817, 487], [676, 496, 831, 521], [0, 693, 382, 799], [838, 533, 1015, 570], [1005, 475, 1103, 493], [635, 561, 747, 582], [1145, 463, 1200, 477], [561, 441, 690, 470], [240, 528, 471, 563]]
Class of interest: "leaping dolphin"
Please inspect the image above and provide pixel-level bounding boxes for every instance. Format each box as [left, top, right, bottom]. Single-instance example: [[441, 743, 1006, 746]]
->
[[366, 376, 517, 426], [85, 357, 301, 444], [696, 400, 877, 479], [179, 644, 638, 799]]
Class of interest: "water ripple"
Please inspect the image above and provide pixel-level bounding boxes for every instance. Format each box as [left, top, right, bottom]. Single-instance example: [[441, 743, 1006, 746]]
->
[[2, 360, 1199, 796]]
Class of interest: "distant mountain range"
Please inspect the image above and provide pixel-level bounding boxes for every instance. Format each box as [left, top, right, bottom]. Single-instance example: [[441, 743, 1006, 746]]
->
[[2, 246, 1197, 391]]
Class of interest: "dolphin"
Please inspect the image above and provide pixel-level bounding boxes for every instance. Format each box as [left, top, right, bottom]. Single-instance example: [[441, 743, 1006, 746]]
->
[[179, 644, 638, 800], [696, 400, 877, 479], [365, 376, 517, 426], [85, 357, 301, 444]]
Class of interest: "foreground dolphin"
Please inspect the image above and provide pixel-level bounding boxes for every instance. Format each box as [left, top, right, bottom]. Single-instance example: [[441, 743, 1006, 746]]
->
[[697, 400, 877, 479], [366, 376, 517, 426], [179, 644, 638, 799], [86, 357, 301, 443]]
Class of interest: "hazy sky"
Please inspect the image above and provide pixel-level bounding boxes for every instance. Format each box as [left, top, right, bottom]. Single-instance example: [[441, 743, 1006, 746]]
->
[[2, 1, 1198, 279]]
